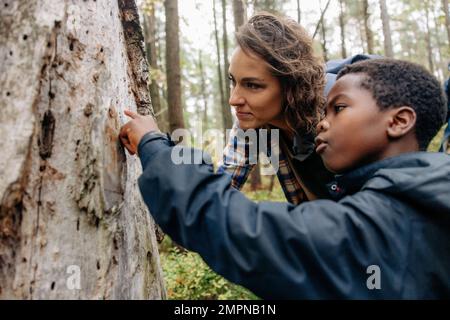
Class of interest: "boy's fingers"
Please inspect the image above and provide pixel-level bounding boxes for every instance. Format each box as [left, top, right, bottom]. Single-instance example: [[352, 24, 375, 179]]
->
[[124, 109, 139, 119], [119, 123, 131, 139], [119, 135, 136, 155]]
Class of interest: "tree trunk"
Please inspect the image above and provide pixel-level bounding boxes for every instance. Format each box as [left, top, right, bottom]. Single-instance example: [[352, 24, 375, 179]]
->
[[362, 0, 374, 54], [232, 0, 262, 187], [213, 0, 226, 134], [198, 51, 209, 128], [143, 5, 167, 132], [0, 0, 165, 299], [442, 0, 450, 49], [320, 21, 328, 61], [232, 0, 247, 32], [297, 0, 301, 24], [319, 0, 329, 61], [357, 16, 366, 53], [379, 0, 394, 57], [222, 0, 233, 131], [312, 0, 331, 39], [164, 0, 185, 132], [424, 0, 435, 73], [433, 7, 446, 81], [338, 0, 347, 58]]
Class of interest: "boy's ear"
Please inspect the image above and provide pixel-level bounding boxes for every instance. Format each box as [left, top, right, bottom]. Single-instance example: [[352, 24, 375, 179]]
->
[[386, 106, 416, 139]]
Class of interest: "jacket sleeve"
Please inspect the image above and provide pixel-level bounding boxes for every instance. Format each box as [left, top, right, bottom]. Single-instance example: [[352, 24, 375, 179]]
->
[[137, 134, 401, 299]]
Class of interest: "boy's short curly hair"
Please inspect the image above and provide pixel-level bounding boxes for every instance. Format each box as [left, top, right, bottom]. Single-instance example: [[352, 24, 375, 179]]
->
[[337, 59, 447, 150]]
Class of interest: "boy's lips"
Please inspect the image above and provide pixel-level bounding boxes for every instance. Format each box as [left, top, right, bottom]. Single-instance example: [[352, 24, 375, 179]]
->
[[314, 136, 328, 154]]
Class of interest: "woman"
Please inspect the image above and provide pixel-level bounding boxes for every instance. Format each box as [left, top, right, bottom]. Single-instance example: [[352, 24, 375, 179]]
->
[[218, 12, 335, 203]]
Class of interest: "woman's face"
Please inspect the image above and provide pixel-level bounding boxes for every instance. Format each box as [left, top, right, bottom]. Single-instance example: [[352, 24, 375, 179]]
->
[[228, 47, 284, 130]]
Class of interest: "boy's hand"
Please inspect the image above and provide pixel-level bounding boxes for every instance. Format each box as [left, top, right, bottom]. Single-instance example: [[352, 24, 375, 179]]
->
[[119, 109, 160, 155]]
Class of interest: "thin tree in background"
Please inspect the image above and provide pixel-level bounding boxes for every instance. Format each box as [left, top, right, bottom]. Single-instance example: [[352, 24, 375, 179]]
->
[[338, 0, 347, 58], [155, 10, 168, 116], [165, 0, 185, 132], [316, 0, 330, 61], [198, 50, 209, 128], [424, 0, 435, 73], [297, 0, 301, 24], [143, 3, 167, 131], [213, 0, 227, 135], [253, 0, 288, 14], [222, 0, 233, 130], [443, 0, 450, 49], [362, 0, 374, 54], [379, 0, 394, 57], [232, 0, 261, 191], [357, 12, 367, 52], [312, 0, 331, 39], [433, 5, 447, 80], [232, 0, 247, 31], [320, 18, 329, 61]]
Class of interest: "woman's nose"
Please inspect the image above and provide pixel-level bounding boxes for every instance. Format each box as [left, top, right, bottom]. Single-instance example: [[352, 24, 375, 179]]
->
[[229, 87, 245, 107]]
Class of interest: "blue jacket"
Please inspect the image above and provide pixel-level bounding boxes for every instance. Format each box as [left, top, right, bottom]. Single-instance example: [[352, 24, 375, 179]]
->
[[440, 79, 450, 152], [137, 133, 450, 299]]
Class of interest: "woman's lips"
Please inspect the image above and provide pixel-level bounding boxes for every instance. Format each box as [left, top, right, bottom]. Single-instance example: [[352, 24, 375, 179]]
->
[[236, 111, 254, 120]]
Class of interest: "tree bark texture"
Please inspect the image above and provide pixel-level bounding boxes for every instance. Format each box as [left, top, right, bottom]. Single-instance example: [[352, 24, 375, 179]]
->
[[0, 0, 165, 299]]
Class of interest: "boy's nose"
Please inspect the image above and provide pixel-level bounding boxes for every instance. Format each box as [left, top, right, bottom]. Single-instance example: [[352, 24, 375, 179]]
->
[[316, 119, 330, 133]]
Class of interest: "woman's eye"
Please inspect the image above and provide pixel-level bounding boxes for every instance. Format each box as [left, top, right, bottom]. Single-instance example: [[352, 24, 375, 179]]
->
[[245, 82, 260, 89]]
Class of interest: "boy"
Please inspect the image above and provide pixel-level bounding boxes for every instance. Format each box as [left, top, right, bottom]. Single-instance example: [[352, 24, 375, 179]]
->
[[119, 59, 450, 299]]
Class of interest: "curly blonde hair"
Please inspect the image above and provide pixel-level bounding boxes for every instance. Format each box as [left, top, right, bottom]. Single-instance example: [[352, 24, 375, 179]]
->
[[235, 12, 325, 134]]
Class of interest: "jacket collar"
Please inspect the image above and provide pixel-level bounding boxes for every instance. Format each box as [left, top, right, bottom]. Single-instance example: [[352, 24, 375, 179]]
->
[[327, 153, 423, 200]]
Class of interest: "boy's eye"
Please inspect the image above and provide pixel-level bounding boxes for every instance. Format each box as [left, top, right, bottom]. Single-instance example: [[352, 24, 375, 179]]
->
[[334, 105, 346, 113]]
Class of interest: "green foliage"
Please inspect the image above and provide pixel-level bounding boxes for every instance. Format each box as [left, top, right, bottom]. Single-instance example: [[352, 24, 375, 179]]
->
[[161, 244, 259, 300], [428, 124, 446, 152], [159, 183, 285, 300], [242, 179, 286, 202]]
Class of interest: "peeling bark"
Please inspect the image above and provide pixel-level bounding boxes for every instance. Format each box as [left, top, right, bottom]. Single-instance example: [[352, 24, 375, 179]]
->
[[0, 0, 165, 299]]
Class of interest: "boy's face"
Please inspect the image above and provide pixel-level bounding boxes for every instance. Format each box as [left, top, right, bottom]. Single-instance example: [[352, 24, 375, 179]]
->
[[315, 73, 391, 174]]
